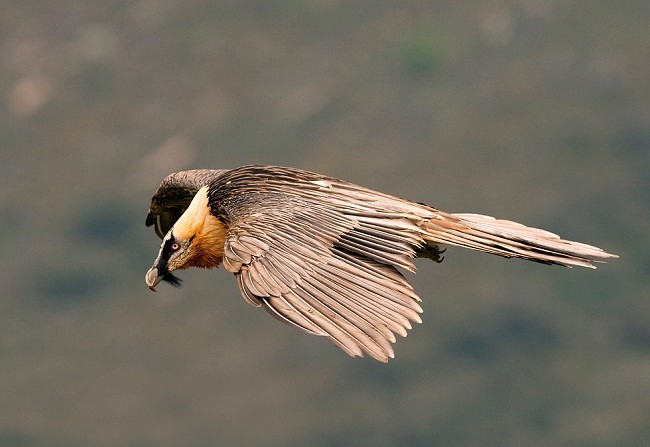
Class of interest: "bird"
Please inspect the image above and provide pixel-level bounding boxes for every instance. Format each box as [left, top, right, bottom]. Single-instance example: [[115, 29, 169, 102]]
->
[[145, 165, 617, 362]]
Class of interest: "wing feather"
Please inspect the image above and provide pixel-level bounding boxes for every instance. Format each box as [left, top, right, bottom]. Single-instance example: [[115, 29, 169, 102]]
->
[[210, 165, 426, 361], [274, 288, 366, 358], [295, 280, 394, 359], [260, 295, 327, 336], [306, 264, 406, 339]]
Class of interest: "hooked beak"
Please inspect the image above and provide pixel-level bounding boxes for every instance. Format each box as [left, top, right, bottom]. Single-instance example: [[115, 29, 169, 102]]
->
[[146, 266, 162, 291], [145, 259, 183, 291]]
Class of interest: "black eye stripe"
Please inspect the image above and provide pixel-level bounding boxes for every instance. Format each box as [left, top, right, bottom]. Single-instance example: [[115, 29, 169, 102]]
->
[[161, 237, 180, 261], [157, 232, 191, 274]]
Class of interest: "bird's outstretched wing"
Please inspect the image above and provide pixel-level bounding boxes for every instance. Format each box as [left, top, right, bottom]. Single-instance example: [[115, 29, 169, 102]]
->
[[208, 166, 428, 362], [146, 169, 227, 238]]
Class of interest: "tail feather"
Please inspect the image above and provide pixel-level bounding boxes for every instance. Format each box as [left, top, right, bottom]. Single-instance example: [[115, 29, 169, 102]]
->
[[424, 212, 618, 268]]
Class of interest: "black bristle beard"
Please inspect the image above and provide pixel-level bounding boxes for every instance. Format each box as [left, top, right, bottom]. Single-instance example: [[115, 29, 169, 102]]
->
[[162, 272, 183, 288]]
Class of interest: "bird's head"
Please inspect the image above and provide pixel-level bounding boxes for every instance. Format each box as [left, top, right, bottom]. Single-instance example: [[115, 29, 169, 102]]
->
[[145, 229, 193, 290], [145, 186, 227, 291]]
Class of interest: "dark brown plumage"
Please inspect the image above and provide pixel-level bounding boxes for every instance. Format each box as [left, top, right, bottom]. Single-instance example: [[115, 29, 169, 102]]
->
[[145, 165, 617, 362]]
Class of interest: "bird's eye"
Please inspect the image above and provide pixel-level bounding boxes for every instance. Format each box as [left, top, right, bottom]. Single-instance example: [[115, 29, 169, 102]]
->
[[171, 242, 180, 251]]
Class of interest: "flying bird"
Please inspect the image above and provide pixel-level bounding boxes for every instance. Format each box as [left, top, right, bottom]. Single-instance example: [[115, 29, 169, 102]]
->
[[145, 165, 617, 362]]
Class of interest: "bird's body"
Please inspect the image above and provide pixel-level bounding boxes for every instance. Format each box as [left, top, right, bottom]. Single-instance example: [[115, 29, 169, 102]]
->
[[145, 165, 617, 362]]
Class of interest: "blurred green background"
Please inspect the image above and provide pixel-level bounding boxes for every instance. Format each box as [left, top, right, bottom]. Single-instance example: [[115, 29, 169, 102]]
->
[[1, 1, 648, 446]]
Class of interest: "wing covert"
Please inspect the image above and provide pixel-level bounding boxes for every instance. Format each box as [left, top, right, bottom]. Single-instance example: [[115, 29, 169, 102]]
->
[[209, 166, 427, 362]]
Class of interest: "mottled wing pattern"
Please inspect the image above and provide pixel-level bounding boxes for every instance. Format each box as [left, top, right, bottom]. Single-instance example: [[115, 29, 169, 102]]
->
[[208, 166, 429, 362]]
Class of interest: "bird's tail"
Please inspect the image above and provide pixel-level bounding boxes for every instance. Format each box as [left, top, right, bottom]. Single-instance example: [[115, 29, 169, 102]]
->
[[422, 212, 618, 268]]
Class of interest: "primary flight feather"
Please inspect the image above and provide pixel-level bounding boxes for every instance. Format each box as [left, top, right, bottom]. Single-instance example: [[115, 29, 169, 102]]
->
[[145, 165, 617, 362]]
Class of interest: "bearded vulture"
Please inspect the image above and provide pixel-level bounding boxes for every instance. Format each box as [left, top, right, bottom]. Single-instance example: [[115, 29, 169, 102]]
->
[[144, 165, 617, 362]]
